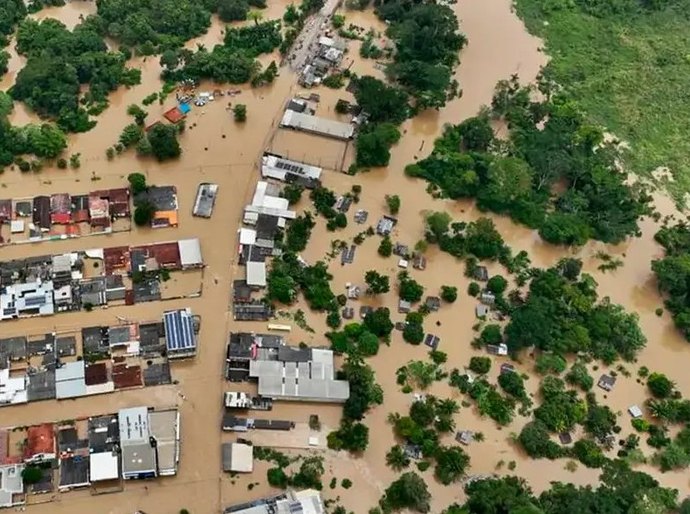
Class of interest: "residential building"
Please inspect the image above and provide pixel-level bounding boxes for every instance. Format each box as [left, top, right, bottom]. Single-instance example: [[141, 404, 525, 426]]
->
[[163, 308, 197, 359]]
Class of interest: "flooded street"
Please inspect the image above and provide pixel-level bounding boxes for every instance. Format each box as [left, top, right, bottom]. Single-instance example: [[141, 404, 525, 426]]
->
[[1, 0, 690, 512]]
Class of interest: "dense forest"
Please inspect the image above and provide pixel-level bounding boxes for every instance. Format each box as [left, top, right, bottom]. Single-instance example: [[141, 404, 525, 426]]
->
[[10, 17, 140, 132], [406, 76, 652, 245], [516, 0, 690, 200], [351, 0, 465, 169], [160, 21, 281, 85], [444, 462, 685, 514]]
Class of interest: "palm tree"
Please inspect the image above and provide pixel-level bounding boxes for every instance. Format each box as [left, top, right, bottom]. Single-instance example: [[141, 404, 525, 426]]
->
[[385, 445, 410, 471], [248, 9, 263, 26]]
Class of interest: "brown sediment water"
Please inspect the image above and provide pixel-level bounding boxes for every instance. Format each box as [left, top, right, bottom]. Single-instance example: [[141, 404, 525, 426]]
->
[[1, 0, 690, 512]]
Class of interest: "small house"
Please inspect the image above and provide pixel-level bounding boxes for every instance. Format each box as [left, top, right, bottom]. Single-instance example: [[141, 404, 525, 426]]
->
[[376, 215, 397, 236], [486, 343, 508, 356], [558, 432, 573, 445], [354, 210, 368, 224], [346, 285, 361, 300], [455, 431, 473, 446], [341, 307, 354, 320], [393, 243, 409, 257], [473, 266, 489, 282], [398, 300, 411, 314], [597, 374, 616, 392], [412, 254, 427, 270], [476, 304, 489, 318], [398, 259, 409, 269], [425, 296, 441, 312], [500, 363, 516, 375], [480, 291, 495, 306], [424, 334, 440, 350], [359, 306, 373, 319]]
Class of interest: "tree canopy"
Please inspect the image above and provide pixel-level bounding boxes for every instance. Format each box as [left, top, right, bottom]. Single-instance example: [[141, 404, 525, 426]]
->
[[11, 17, 140, 132], [406, 79, 651, 246]]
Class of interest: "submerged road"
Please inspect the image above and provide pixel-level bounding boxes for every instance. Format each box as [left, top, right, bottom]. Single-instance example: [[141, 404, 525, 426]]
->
[[288, 0, 341, 72]]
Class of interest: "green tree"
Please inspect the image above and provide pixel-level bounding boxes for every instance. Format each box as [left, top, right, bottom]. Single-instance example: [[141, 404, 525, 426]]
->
[[133, 199, 156, 226], [434, 446, 469, 485], [119, 123, 143, 147], [127, 172, 147, 194], [386, 445, 410, 471], [440, 285, 457, 303], [386, 194, 401, 215], [365, 270, 390, 294], [518, 420, 563, 459], [233, 104, 247, 122], [363, 307, 394, 338], [147, 123, 181, 161], [378, 236, 393, 257], [380, 472, 430, 513], [126, 103, 148, 125], [281, 184, 304, 205], [647, 372, 674, 399], [487, 275, 508, 295], [218, 0, 249, 21], [469, 356, 491, 374], [398, 272, 424, 302]]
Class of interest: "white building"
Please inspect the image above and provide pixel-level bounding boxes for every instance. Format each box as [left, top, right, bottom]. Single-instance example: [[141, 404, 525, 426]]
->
[[0, 281, 55, 321], [0, 464, 24, 508], [0, 368, 28, 405]]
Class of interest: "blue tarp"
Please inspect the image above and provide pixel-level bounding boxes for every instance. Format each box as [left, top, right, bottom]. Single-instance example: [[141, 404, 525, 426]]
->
[[178, 102, 191, 114]]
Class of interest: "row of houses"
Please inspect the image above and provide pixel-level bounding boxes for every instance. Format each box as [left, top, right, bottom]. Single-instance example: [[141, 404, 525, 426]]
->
[[0, 239, 203, 321], [0, 189, 130, 239], [0, 309, 197, 407], [0, 406, 180, 507]]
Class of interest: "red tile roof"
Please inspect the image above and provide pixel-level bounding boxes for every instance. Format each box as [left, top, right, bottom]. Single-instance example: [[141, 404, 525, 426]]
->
[[24, 424, 55, 459]]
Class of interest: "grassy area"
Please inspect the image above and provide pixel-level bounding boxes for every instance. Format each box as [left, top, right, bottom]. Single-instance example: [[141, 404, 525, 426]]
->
[[515, 0, 690, 200]]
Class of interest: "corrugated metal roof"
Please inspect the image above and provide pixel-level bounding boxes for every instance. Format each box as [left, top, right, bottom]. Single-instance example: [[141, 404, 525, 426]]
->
[[164, 309, 196, 353]]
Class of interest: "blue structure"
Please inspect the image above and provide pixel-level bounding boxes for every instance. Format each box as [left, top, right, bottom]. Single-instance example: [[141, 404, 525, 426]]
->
[[178, 102, 191, 115], [164, 309, 197, 358]]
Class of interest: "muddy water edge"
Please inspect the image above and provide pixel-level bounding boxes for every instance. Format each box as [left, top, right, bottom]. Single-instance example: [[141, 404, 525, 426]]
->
[[0, 0, 689, 513]]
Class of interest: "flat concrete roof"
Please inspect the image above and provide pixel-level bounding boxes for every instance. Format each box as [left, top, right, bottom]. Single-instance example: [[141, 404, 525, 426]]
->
[[89, 452, 119, 482]]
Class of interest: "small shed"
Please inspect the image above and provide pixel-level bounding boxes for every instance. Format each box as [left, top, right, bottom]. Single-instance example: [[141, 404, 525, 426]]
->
[[480, 292, 495, 306], [424, 334, 440, 350], [359, 306, 373, 319], [500, 363, 516, 375], [341, 307, 354, 319], [398, 300, 411, 314], [222, 443, 253, 473]]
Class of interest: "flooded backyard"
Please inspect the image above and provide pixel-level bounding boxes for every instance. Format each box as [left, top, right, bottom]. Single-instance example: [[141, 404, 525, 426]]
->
[[1, 0, 689, 513]]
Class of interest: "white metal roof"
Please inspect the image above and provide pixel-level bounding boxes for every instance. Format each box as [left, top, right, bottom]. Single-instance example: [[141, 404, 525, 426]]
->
[[89, 452, 119, 481], [280, 110, 354, 140], [178, 238, 203, 267], [246, 262, 267, 287]]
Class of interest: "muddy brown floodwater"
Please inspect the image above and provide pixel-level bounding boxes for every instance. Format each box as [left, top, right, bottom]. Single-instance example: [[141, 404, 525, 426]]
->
[[1, 0, 689, 513]]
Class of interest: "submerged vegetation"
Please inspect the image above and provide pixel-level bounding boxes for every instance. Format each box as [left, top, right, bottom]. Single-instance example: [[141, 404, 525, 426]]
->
[[653, 221, 690, 340], [407, 77, 651, 246], [11, 17, 140, 132]]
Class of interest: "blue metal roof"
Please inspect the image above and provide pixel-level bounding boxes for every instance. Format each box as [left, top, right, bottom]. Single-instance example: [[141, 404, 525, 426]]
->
[[164, 310, 196, 352]]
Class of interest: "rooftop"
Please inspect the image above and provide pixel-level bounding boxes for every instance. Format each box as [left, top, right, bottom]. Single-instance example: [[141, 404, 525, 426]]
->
[[222, 443, 253, 473], [193, 183, 218, 218], [24, 424, 55, 460], [224, 489, 325, 514], [280, 110, 354, 140], [163, 308, 197, 358]]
